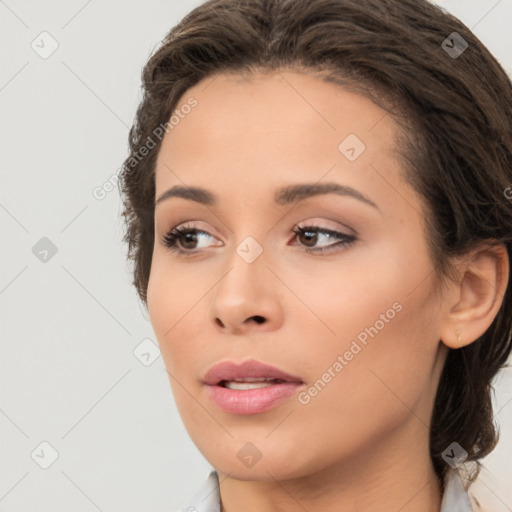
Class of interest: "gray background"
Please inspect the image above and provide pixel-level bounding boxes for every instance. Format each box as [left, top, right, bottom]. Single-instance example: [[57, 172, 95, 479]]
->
[[1, 1, 511, 510]]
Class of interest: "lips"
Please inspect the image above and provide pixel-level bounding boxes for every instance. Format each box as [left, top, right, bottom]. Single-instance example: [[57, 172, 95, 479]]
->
[[203, 359, 305, 415], [203, 359, 303, 386]]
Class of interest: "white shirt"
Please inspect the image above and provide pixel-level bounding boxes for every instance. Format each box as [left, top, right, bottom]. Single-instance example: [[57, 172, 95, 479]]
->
[[176, 467, 475, 512]]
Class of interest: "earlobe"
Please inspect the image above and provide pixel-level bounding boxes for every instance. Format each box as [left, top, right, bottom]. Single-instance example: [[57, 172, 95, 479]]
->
[[442, 328, 467, 350], [440, 242, 509, 349]]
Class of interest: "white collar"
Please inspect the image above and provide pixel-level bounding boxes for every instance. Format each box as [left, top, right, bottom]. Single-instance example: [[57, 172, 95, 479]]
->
[[178, 467, 473, 512]]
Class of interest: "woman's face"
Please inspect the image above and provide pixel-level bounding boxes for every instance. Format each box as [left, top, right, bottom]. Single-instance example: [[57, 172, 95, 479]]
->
[[147, 70, 449, 480]]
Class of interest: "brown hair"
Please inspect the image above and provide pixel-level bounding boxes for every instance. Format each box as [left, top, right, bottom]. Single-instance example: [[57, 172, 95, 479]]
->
[[118, 0, 512, 483]]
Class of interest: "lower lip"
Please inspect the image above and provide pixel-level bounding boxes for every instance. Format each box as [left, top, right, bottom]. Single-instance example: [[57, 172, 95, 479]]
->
[[205, 382, 303, 415]]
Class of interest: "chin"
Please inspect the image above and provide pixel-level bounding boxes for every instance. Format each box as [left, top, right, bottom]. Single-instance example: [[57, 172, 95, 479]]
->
[[196, 436, 324, 482]]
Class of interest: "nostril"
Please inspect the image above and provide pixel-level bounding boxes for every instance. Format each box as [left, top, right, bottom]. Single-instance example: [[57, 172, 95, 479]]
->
[[251, 315, 265, 324]]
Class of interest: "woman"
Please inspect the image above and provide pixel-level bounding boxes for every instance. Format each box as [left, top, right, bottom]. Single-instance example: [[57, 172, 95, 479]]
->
[[118, 0, 512, 510]]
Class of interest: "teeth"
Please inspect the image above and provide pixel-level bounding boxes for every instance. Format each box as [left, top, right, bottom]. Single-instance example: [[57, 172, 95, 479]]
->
[[233, 377, 273, 382], [224, 380, 278, 390]]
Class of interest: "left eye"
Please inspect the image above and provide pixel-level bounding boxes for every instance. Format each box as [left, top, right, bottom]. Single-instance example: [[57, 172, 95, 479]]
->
[[291, 225, 356, 254], [161, 224, 356, 256]]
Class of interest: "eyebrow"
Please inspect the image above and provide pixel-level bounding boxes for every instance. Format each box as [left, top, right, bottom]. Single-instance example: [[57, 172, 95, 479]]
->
[[155, 182, 379, 210]]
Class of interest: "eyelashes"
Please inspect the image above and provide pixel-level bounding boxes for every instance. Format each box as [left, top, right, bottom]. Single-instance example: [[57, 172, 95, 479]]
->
[[162, 225, 213, 253], [161, 223, 357, 257], [290, 226, 356, 255]]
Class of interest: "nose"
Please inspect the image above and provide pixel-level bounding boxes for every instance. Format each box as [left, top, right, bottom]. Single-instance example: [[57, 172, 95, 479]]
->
[[210, 252, 284, 336]]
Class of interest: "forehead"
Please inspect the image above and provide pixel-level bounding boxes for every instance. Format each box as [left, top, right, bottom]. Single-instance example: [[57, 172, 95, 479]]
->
[[158, 69, 396, 155], [154, 70, 408, 212]]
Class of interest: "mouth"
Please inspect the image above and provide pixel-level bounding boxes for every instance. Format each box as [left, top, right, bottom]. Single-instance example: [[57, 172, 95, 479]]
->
[[217, 377, 289, 390], [203, 359, 304, 385], [203, 359, 305, 415]]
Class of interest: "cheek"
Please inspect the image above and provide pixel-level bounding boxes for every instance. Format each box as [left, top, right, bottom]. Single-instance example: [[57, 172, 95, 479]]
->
[[278, 240, 440, 431], [257, 299, 439, 478], [146, 257, 210, 373]]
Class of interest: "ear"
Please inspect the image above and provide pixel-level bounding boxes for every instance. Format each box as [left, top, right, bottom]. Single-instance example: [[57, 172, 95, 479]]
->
[[439, 242, 509, 349]]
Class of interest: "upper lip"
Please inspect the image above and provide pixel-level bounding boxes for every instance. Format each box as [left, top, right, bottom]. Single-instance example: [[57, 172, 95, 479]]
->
[[203, 359, 304, 385]]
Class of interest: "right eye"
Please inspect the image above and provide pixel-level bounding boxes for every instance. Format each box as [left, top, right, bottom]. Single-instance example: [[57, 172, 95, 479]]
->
[[162, 224, 219, 255]]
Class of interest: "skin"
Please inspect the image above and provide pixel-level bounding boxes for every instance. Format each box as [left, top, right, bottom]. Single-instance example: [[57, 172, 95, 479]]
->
[[146, 69, 509, 512]]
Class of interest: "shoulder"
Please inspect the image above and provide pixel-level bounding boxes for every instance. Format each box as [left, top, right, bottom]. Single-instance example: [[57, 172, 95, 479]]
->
[[440, 467, 478, 512], [466, 464, 506, 512], [176, 470, 220, 512]]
